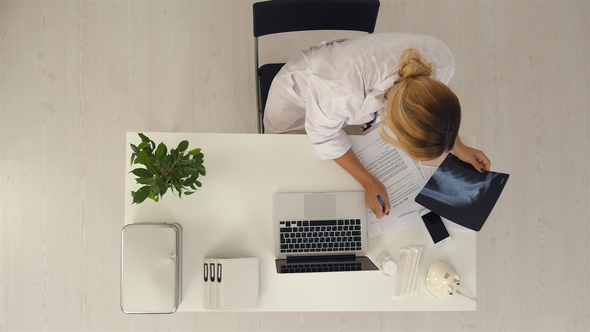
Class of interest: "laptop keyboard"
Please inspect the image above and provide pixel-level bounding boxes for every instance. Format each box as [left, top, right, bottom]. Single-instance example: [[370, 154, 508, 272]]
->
[[279, 262, 363, 274], [279, 219, 362, 254]]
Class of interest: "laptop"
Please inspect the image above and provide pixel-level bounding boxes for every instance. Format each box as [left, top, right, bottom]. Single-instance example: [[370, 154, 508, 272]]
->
[[273, 192, 378, 274]]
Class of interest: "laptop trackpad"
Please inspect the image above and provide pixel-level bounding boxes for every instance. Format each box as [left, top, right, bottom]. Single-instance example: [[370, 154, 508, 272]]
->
[[304, 194, 336, 218]]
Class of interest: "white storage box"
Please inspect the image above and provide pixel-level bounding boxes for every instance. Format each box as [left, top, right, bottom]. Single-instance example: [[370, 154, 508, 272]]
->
[[120, 223, 182, 314]]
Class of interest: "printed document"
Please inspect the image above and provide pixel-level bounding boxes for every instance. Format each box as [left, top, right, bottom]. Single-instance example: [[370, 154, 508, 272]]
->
[[351, 128, 427, 238]]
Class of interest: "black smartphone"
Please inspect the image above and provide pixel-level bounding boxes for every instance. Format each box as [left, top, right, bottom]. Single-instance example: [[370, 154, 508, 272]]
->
[[420, 211, 452, 247]]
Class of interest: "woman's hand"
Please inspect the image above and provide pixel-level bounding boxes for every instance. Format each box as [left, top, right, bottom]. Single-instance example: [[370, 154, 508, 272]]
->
[[364, 176, 391, 218], [451, 138, 491, 172], [333, 149, 391, 219]]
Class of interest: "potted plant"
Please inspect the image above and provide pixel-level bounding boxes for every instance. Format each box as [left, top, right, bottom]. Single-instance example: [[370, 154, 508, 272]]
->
[[129, 133, 206, 204]]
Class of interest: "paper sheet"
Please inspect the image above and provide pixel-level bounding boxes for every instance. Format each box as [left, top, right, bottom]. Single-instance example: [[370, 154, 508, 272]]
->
[[352, 130, 477, 238], [351, 128, 428, 238]]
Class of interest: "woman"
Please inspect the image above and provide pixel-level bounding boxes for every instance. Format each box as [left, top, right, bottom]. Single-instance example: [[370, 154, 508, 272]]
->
[[264, 32, 491, 219]]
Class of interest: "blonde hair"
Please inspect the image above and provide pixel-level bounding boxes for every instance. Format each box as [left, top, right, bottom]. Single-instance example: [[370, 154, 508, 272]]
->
[[379, 48, 461, 160]]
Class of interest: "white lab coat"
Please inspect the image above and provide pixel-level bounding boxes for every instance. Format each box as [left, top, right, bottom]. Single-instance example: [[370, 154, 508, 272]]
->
[[263, 32, 456, 160]]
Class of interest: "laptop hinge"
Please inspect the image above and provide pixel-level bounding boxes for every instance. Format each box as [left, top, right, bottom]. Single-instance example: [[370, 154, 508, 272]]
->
[[286, 254, 356, 264]]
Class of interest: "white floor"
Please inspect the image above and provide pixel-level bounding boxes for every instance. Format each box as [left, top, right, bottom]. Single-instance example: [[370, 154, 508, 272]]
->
[[1, 0, 588, 331]]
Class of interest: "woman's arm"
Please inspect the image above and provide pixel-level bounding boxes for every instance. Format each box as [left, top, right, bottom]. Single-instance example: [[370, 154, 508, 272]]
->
[[333, 149, 391, 218], [451, 137, 492, 172]]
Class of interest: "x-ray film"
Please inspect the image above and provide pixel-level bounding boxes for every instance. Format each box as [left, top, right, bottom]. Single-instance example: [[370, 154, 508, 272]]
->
[[415, 154, 510, 231]]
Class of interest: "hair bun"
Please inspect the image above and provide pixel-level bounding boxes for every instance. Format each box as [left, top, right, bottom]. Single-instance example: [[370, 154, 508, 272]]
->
[[397, 48, 433, 79]]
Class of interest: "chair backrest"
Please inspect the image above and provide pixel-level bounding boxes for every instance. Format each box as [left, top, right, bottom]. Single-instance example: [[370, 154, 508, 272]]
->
[[252, 0, 380, 133], [253, 0, 380, 37]]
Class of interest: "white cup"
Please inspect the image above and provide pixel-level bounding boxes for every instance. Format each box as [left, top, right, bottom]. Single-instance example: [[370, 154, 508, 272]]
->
[[377, 255, 398, 276]]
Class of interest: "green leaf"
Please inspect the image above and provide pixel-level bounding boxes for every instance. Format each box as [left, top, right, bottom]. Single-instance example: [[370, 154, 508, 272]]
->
[[156, 179, 167, 191], [138, 141, 149, 150], [183, 177, 195, 186], [130, 154, 136, 166], [173, 178, 182, 193], [184, 167, 198, 174], [184, 191, 195, 196], [132, 186, 151, 204], [145, 163, 156, 175], [131, 192, 146, 204], [150, 163, 162, 175], [199, 169, 206, 176], [171, 149, 179, 160], [133, 159, 142, 165], [136, 177, 152, 185], [192, 153, 204, 163], [130, 144, 139, 153], [138, 133, 149, 142], [131, 168, 153, 178], [148, 156, 156, 168], [195, 180, 202, 187], [138, 151, 149, 165], [177, 140, 189, 152], [156, 142, 166, 158], [189, 148, 201, 155], [162, 155, 172, 170], [150, 184, 160, 197], [171, 167, 182, 177]]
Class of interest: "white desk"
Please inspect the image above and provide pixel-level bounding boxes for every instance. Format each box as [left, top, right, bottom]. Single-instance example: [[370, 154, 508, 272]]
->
[[124, 132, 476, 311]]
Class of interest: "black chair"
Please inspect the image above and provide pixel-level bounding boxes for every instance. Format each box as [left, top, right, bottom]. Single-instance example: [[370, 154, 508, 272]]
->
[[253, 0, 380, 133]]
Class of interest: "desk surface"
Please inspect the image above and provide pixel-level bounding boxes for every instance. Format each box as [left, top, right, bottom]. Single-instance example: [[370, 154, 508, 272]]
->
[[124, 132, 476, 312]]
